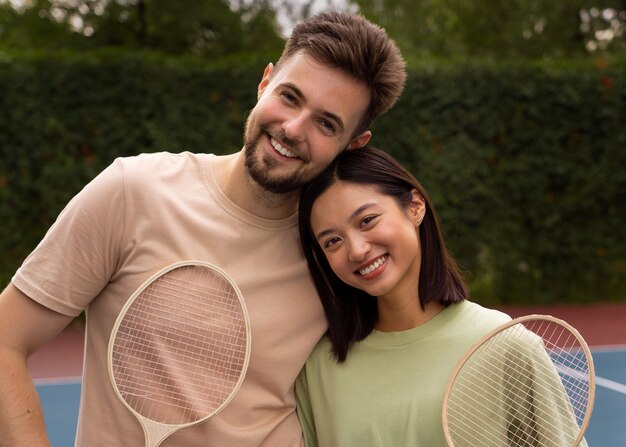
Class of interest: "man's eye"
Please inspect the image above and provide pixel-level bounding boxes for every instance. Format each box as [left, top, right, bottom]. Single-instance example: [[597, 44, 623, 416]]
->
[[320, 120, 336, 134], [282, 92, 297, 103]]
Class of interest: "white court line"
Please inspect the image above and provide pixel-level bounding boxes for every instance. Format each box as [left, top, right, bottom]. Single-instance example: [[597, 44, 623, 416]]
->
[[556, 350, 626, 397], [589, 345, 626, 395], [591, 344, 626, 353], [32, 347, 626, 393], [595, 376, 626, 395], [34, 376, 82, 386]]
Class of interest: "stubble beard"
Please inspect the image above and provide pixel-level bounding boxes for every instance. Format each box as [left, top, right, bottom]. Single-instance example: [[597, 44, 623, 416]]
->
[[243, 123, 308, 195]]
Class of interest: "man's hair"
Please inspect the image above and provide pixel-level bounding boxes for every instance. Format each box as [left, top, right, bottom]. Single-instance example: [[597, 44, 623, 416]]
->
[[275, 11, 406, 137]]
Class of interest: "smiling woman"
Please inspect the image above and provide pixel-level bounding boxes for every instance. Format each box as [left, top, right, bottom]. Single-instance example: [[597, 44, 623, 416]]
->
[[298, 146, 472, 361], [310, 182, 424, 305], [295, 146, 513, 446]]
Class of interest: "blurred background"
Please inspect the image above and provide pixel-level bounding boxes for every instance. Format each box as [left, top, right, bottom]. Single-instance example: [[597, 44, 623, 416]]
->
[[1, 0, 625, 306]]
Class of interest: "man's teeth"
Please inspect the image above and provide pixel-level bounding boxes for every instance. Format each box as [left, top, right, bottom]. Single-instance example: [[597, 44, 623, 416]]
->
[[271, 138, 298, 158], [359, 256, 387, 275]]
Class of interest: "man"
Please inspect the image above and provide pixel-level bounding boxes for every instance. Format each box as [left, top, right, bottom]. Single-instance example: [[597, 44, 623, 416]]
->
[[0, 11, 406, 446]]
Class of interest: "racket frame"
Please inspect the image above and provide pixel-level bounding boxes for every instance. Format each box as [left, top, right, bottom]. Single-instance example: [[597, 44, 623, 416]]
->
[[441, 314, 595, 447], [107, 260, 252, 447]]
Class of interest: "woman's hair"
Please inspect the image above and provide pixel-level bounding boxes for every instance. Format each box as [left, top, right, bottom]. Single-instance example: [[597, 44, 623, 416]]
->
[[299, 147, 468, 362], [274, 11, 406, 137]]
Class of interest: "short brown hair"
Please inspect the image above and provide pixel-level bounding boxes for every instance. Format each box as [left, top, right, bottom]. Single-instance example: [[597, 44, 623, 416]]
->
[[275, 11, 406, 137]]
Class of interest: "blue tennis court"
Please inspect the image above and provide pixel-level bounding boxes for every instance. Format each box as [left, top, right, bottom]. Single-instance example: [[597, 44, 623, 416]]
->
[[37, 380, 81, 447], [584, 347, 626, 445], [37, 346, 626, 446]]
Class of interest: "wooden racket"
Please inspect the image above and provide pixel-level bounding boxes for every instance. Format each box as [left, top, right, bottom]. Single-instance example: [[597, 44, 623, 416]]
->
[[442, 314, 595, 447], [107, 261, 251, 447]]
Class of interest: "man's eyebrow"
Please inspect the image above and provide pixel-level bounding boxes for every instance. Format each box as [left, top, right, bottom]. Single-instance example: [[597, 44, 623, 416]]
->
[[280, 82, 345, 133], [315, 203, 376, 241]]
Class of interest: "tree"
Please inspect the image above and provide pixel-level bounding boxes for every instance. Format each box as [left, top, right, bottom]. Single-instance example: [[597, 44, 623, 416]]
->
[[0, 0, 86, 49], [0, 0, 285, 57], [351, 0, 625, 59]]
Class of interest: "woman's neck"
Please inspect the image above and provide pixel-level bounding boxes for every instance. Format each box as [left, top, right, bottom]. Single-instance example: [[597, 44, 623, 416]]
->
[[375, 298, 445, 332]]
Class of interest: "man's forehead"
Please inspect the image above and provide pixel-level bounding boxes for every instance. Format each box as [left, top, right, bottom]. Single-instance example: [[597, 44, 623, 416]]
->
[[269, 52, 370, 130]]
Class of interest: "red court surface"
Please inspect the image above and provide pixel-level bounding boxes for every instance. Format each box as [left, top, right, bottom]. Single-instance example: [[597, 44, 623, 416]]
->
[[28, 301, 626, 380], [28, 325, 85, 381], [499, 301, 626, 348]]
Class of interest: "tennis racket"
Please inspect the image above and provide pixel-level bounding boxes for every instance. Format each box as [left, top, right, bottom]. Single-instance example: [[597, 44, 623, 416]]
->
[[442, 314, 594, 447], [107, 260, 251, 447]]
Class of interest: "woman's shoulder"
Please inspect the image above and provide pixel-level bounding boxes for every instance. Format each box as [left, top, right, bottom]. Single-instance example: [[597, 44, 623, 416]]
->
[[459, 300, 511, 323], [445, 300, 512, 336], [304, 335, 336, 368]]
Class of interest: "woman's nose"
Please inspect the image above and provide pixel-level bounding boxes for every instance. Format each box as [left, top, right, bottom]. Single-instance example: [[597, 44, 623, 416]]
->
[[348, 236, 371, 263]]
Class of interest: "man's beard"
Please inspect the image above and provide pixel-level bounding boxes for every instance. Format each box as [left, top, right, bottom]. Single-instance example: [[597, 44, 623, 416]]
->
[[243, 125, 308, 195]]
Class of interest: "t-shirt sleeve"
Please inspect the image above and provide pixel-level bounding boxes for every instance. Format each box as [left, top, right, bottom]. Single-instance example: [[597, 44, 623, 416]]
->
[[500, 333, 587, 446], [526, 339, 589, 446], [12, 158, 127, 316], [295, 364, 319, 447]]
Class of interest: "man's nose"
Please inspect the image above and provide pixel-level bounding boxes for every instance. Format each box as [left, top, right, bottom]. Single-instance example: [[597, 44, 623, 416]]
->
[[282, 111, 308, 142]]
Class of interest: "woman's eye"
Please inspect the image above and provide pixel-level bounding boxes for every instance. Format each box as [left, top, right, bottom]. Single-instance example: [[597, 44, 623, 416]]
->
[[360, 215, 378, 228], [323, 237, 341, 249]]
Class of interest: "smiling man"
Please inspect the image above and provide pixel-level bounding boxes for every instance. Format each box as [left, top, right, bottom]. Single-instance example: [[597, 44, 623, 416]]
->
[[242, 52, 371, 199], [0, 11, 406, 447]]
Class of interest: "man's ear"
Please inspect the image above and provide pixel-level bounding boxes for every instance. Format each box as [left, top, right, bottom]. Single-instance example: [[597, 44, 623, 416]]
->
[[346, 130, 372, 150], [257, 63, 274, 99]]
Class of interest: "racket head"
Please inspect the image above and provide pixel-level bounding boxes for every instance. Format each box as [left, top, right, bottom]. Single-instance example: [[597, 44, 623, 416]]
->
[[442, 314, 595, 447], [107, 260, 251, 432]]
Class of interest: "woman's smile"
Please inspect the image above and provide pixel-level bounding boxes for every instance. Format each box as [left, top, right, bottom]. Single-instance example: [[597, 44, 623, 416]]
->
[[356, 254, 388, 277]]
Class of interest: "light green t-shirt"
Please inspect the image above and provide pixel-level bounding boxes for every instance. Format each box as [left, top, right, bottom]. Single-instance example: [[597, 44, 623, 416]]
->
[[295, 300, 511, 446], [296, 300, 588, 447]]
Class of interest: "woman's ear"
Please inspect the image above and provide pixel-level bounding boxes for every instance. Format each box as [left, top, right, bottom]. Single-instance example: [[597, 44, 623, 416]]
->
[[407, 189, 426, 226]]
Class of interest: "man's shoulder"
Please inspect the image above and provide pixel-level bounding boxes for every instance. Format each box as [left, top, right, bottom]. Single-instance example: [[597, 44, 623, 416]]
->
[[110, 151, 215, 180], [115, 150, 209, 166]]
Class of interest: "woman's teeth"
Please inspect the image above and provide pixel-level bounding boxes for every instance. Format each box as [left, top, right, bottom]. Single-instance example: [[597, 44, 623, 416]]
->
[[271, 138, 298, 158], [359, 256, 387, 275]]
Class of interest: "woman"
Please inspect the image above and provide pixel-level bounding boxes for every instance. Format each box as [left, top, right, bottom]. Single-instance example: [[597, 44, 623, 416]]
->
[[296, 147, 584, 446]]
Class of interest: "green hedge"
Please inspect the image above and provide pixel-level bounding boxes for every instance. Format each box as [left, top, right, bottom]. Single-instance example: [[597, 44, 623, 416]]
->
[[373, 57, 626, 304], [1, 50, 624, 305]]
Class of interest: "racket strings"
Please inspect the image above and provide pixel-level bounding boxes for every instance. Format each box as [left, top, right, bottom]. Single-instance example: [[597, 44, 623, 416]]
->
[[445, 320, 592, 447], [448, 356, 569, 445], [528, 320, 591, 428], [111, 265, 249, 425], [116, 287, 247, 372]]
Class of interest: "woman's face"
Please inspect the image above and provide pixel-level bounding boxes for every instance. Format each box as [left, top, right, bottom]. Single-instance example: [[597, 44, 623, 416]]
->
[[310, 181, 425, 299]]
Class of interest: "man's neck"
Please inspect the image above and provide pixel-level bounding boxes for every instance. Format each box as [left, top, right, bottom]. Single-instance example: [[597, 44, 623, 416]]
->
[[214, 150, 300, 220]]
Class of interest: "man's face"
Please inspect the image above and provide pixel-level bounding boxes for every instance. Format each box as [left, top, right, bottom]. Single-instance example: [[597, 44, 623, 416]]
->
[[243, 52, 371, 194]]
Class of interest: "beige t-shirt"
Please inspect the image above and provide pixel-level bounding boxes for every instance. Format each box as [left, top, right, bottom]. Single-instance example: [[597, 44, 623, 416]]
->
[[13, 151, 326, 446]]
